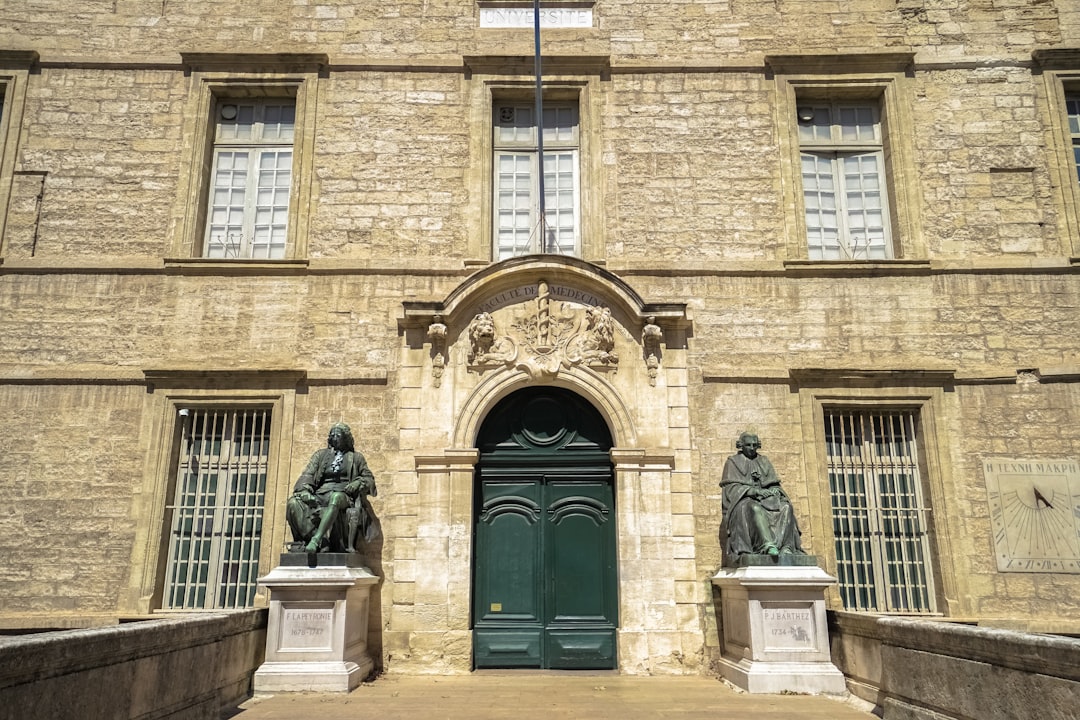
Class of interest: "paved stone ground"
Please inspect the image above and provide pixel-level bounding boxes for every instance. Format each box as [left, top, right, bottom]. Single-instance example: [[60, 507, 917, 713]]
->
[[222, 674, 878, 719]]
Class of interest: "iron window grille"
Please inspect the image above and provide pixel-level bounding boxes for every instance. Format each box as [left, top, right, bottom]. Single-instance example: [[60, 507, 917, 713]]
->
[[163, 407, 271, 609], [824, 408, 936, 613]]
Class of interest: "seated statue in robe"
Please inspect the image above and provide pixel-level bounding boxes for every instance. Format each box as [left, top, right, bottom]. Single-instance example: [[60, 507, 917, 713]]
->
[[720, 432, 805, 566]]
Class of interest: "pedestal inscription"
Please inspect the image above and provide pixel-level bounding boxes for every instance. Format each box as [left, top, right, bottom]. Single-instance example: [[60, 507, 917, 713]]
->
[[761, 604, 815, 651], [281, 605, 335, 651]]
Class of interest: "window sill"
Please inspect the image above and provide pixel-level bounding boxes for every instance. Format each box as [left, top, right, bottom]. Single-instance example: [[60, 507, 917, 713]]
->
[[783, 259, 932, 277], [164, 257, 309, 275]]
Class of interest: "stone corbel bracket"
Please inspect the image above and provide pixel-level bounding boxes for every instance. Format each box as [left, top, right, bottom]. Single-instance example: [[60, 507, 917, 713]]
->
[[426, 315, 448, 387], [641, 316, 663, 386]]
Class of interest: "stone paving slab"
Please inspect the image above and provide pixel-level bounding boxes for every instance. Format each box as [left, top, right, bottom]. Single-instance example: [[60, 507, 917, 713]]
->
[[222, 674, 877, 719]]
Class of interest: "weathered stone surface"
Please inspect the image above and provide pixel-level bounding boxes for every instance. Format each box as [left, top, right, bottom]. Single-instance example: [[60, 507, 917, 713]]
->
[[878, 618, 1080, 720], [0, 611, 265, 720], [0, 0, 1077, 686]]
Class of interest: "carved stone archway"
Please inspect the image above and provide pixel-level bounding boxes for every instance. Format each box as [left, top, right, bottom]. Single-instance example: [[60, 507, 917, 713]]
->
[[395, 257, 700, 675]]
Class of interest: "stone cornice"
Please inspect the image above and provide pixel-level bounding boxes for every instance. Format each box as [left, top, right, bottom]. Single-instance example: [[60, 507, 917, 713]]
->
[[609, 448, 676, 470], [0, 367, 388, 387], [1032, 47, 1080, 69], [463, 54, 610, 76], [142, 368, 307, 390], [701, 367, 1080, 386], [9, 52, 1054, 75], [765, 52, 916, 75], [0, 50, 39, 68], [2, 257, 1076, 278], [180, 52, 329, 73]]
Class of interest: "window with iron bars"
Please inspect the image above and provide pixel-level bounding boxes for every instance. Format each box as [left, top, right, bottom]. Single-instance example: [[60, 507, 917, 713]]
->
[[162, 407, 271, 609], [824, 408, 936, 613]]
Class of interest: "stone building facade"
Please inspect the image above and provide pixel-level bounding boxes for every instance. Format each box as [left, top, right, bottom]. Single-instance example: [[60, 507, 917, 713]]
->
[[0, 1, 1078, 677]]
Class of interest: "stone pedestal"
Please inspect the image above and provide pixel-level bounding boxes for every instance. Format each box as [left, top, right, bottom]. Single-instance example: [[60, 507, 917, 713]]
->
[[254, 554, 379, 693], [711, 560, 846, 695]]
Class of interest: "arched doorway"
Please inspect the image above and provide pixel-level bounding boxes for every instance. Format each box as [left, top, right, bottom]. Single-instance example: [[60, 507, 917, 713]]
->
[[472, 386, 618, 669]]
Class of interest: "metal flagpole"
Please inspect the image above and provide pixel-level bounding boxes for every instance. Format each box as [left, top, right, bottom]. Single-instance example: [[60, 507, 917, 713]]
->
[[533, 0, 547, 251]]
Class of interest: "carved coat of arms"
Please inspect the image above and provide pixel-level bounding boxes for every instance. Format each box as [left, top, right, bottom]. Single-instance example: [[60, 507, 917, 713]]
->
[[465, 280, 619, 379]]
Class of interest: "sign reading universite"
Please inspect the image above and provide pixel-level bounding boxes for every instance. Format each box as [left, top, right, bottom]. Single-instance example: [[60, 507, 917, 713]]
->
[[479, 7, 594, 29]]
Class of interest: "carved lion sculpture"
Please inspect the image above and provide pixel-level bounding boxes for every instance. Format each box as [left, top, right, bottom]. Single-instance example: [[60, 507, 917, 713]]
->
[[579, 305, 618, 365], [467, 312, 497, 364]]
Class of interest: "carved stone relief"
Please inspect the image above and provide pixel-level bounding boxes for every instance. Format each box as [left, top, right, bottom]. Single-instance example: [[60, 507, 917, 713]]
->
[[642, 315, 663, 386], [465, 280, 621, 380], [427, 314, 447, 387]]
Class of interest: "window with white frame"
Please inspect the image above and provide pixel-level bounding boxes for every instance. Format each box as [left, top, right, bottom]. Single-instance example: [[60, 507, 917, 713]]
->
[[798, 102, 893, 260], [1067, 92, 1080, 183], [162, 407, 271, 609], [204, 99, 295, 259], [493, 101, 580, 259], [823, 408, 936, 613]]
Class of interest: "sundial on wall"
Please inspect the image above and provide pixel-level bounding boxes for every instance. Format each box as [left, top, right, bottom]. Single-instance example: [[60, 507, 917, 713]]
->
[[983, 458, 1080, 572]]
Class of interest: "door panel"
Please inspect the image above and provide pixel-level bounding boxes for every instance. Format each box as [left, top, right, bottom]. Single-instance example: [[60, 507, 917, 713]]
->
[[547, 481, 616, 624], [545, 630, 616, 670], [474, 481, 542, 624], [474, 628, 542, 668], [474, 475, 617, 669]]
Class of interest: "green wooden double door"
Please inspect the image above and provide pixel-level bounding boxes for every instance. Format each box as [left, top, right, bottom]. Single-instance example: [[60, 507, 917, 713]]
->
[[472, 388, 618, 670]]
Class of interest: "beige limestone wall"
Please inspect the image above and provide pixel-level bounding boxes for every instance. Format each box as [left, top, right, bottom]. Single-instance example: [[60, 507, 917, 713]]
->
[[0, 610, 265, 720], [1, 269, 1078, 629], [912, 66, 1060, 257], [4, 68, 187, 260], [603, 72, 783, 261], [947, 380, 1080, 625], [0, 273, 429, 370], [877, 617, 1080, 720], [309, 72, 471, 260], [0, 0, 1078, 677], [4, 63, 1077, 265], [688, 378, 1080, 626], [0, 2, 1068, 63], [4, 272, 1076, 375], [829, 613, 1080, 715], [675, 273, 1077, 372], [0, 383, 144, 618]]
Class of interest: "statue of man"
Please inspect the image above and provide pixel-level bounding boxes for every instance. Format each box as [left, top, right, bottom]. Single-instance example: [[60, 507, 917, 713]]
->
[[719, 432, 804, 566], [286, 422, 377, 554]]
